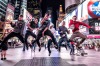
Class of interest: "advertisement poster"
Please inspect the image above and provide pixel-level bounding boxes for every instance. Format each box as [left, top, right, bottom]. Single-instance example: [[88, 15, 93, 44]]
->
[[3, 4, 15, 38], [87, 0, 100, 18], [23, 8, 33, 35], [89, 19, 100, 34], [5, 4, 15, 21]]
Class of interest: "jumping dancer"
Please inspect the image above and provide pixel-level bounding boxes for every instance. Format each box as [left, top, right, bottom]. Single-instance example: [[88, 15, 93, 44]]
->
[[1, 15, 25, 52], [47, 24, 57, 56], [69, 16, 91, 48], [32, 13, 58, 52], [58, 21, 69, 52], [24, 18, 39, 51]]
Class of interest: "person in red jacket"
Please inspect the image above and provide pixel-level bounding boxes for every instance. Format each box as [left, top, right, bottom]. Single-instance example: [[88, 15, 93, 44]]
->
[[69, 16, 91, 47]]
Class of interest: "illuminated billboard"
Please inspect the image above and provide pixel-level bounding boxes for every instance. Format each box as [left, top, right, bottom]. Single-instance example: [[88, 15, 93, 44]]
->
[[23, 8, 33, 35], [77, 4, 82, 21], [89, 19, 100, 34], [23, 8, 33, 23], [5, 4, 15, 21], [87, 0, 100, 18], [82, 0, 90, 19]]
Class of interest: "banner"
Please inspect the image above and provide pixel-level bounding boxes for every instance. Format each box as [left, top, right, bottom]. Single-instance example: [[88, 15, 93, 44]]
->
[[23, 8, 33, 35], [5, 4, 15, 21], [88, 0, 100, 18]]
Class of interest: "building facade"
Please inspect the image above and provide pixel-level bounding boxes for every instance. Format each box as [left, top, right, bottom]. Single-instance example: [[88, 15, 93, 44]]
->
[[0, 0, 8, 19], [14, 0, 27, 19]]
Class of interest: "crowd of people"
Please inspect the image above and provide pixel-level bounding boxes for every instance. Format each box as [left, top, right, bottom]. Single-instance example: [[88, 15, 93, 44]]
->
[[0, 12, 92, 61]]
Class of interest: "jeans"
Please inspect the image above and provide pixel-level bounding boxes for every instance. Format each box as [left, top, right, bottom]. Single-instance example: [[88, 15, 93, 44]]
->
[[58, 37, 69, 51], [70, 44, 74, 55]]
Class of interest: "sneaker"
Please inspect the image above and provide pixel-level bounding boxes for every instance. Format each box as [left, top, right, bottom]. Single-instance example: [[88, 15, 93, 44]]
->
[[58, 47, 61, 52], [23, 49, 25, 51], [1, 58, 3, 60], [54, 45, 58, 49], [4, 58, 6, 60], [70, 53, 75, 55], [71, 59, 75, 61], [39, 47, 41, 52], [49, 51, 51, 56]]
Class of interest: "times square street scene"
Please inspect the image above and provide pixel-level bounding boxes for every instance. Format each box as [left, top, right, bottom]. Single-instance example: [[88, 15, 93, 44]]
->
[[0, 0, 100, 66]]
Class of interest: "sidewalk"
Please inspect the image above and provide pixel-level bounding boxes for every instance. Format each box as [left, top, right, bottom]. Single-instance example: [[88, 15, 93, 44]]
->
[[0, 47, 100, 66]]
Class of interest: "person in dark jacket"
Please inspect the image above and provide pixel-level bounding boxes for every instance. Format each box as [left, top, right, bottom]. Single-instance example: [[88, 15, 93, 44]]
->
[[58, 21, 70, 52]]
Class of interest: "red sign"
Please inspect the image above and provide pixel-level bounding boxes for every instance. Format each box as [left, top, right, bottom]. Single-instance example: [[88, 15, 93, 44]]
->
[[87, 0, 100, 18]]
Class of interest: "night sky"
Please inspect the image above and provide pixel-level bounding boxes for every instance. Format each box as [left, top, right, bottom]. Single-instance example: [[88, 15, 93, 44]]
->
[[41, 0, 65, 28]]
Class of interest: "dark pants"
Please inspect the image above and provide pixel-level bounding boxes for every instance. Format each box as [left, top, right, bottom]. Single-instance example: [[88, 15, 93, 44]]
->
[[70, 44, 74, 55], [47, 39, 52, 53], [58, 37, 70, 51], [32, 29, 58, 48], [24, 30, 36, 50], [1, 32, 24, 48]]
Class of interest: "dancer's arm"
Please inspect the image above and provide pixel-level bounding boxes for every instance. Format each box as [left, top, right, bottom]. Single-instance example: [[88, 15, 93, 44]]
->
[[42, 21, 50, 36], [79, 22, 91, 28], [27, 22, 34, 31]]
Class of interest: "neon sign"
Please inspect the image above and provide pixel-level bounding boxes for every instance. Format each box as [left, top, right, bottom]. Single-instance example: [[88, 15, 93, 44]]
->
[[95, 22, 100, 31], [88, 1, 100, 18]]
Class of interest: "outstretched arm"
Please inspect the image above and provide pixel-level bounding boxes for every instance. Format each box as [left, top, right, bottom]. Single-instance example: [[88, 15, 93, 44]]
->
[[27, 22, 34, 31], [79, 22, 91, 28]]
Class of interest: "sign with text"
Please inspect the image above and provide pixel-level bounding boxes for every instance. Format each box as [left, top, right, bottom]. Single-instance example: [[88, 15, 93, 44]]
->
[[89, 19, 100, 34], [88, 0, 100, 18], [5, 4, 15, 21]]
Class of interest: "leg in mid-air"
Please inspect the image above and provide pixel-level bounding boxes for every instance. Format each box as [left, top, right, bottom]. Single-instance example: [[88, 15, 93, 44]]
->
[[32, 33, 42, 52], [47, 39, 52, 56], [44, 30, 58, 49], [24, 30, 36, 51]]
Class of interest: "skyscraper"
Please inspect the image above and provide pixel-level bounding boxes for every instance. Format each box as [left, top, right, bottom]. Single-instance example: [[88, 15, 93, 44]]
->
[[14, 0, 27, 19], [0, 0, 8, 19]]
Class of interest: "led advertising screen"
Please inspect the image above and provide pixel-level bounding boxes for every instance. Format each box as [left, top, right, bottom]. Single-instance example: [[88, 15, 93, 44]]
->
[[23, 8, 33, 35], [77, 4, 82, 21], [87, 0, 100, 18], [82, 0, 90, 20], [5, 4, 15, 21], [89, 19, 100, 34]]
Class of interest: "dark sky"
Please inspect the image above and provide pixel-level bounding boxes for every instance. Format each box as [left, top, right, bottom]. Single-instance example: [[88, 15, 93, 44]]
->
[[41, 0, 65, 28]]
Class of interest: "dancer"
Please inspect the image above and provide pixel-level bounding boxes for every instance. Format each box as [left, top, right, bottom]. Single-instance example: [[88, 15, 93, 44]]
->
[[1, 15, 25, 60], [24, 18, 39, 51], [58, 21, 69, 52], [69, 16, 91, 48], [32, 13, 58, 51], [1, 15, 25, 51], [47, 24, 56, 56], [0, 16, 8, 60]]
